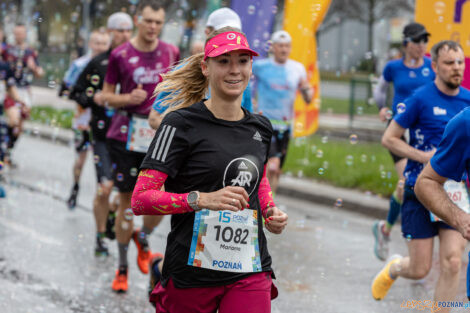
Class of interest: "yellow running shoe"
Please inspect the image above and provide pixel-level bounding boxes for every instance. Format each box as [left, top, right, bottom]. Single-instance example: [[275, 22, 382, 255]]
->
[[371, 255, 402, 300]]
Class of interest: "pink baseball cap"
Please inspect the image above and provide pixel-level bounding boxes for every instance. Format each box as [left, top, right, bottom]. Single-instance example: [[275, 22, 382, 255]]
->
[[204, 31, 259, 61]]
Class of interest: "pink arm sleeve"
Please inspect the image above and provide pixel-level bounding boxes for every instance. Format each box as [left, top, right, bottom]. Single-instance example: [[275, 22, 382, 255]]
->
[[131, 169, 193, 216], [258, 165, 276, 218]]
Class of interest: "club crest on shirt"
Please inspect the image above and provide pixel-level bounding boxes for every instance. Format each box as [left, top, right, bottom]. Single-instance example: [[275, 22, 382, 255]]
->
[[422, 67, 430, 77], [223, 157, 260, 196]]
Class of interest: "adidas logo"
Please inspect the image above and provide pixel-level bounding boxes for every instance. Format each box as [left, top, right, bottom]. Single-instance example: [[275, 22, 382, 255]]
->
[[253, 131, 262, 141], [238, 162, 249, 170]]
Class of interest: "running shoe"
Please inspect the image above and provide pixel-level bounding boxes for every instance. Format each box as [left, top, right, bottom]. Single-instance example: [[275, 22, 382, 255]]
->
[[372, 220, 390, 261], [112, 266, 128, 293], [67, 184, 79, 209], [0, 185, 6, 198], [371, 254, 402, 300], [4, 151, 18, 169], [95, 235, 109, 256], [132, 229, 151, 274], [148, 253, 164, 303], [5, 157, 18, 169], [105, 211, 116, 240]]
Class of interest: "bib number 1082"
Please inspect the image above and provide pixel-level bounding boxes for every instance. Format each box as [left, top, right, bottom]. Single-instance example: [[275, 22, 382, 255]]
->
[[213, 225, 249, 245]]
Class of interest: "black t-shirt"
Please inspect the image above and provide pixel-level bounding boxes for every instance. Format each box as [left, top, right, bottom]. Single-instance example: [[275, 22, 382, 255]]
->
[[141, 101, 274, 288], [70, 50, 112, 142]]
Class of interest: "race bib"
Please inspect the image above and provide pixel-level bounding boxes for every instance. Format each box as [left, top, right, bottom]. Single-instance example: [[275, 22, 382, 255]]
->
[[126, 115, 155, 153], [430, 180, 470, 222], [188, 209, 262, 273]]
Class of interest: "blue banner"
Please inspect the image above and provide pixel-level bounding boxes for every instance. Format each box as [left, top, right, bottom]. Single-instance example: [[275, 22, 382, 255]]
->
[[230, 0, 277, 58]]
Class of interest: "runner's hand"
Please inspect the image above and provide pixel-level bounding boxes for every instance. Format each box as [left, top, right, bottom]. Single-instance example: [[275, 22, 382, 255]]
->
[[36, 67, 44, 77], [128, 84, 148, 105], [264, 206, 288, 234], [199, 186, 249, 212], [93, 91, 105, 106], [21, 104, 30, 115], [379, 107, 390, 122], [420, 149, 436, 164], [26, 56, 36, 70], [26, 57, 44, 77], [456, 212, 470, 240]]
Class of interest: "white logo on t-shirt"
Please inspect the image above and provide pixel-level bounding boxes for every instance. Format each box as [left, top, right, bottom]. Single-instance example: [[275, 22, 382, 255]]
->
[[223, 157, 260, 196], [231, 171, 253, 187], [253, 131, 262, 141], [415, 128, 424, 145], [129, 56, 139, 64], [238, 162, 249, 170], [133, 66, 163, 84], [433, 107, 447, 116]]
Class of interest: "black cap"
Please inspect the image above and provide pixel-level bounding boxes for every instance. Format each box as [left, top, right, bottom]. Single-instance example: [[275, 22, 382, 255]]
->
[[403, 22, 430, 39]]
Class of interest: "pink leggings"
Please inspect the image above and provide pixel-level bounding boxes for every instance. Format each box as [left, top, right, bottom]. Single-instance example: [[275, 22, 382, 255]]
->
[[151, 272, 277, 313]]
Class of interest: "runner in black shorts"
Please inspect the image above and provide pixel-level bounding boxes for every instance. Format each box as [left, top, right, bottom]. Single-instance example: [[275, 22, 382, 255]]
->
[[65, 30, 110, 209], [372, 22, 434, 261], [67, 108, 92, 209], [2, 23, 44, 167], [70, 12, 133, 255], [269, 129, 290, 168], [251, 30, 313, 193], [101, 0, 180, 292], [372, 41, 469, 309]]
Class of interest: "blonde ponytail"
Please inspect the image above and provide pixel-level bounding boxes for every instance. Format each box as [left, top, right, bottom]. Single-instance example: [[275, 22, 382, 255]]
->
[[153, 53, 207, 115]]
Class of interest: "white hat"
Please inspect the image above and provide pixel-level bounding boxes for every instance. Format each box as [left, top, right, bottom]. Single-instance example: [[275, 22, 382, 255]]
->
[[271, 30, 292, 44], [206, 8, 242, 31], [107, 12, 133, 30]]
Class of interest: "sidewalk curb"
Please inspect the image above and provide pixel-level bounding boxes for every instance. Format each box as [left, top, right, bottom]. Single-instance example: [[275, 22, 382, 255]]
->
[[273, 175, 389, 219], [22, 122, 390, 219], [24, 121, 73, 145], [277, 182, 389, 219]]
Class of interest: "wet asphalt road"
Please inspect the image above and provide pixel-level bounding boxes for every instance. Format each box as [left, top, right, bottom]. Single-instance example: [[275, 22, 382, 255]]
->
[[1, 135, 469, 313]]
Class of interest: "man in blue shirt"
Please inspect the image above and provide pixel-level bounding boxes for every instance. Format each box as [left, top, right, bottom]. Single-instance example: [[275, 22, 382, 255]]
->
[[372, 23, 435, 262], [415, 106, 470, 240], [372, 40, 470, 309]]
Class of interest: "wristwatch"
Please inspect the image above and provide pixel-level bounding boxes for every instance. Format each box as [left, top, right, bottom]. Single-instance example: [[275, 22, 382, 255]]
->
[[187, 191, 201, 211]]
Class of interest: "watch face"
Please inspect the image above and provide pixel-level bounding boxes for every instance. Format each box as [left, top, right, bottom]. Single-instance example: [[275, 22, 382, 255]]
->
[[188, 192, 198, 203]]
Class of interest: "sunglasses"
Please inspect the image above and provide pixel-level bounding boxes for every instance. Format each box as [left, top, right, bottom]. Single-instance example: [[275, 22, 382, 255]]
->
[[410, 35, 429, 44]]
